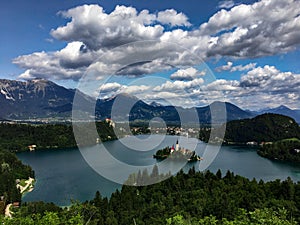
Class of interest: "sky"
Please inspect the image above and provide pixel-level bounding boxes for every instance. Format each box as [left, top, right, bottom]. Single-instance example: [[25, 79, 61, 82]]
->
[[1, 0, 300, 110]]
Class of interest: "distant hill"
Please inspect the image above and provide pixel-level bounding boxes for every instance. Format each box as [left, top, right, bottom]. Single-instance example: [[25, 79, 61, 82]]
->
[[198, 113, 300, 163], [254, 105, 300, 123], [196, 101, 254, 124], [258, 138, 300, 162], [200, 113, 300, 144], [0, 121, 117, 152], [96, 93, 185, 124], [0, 79, 254, 123], [0, 79, 92, 119], [95, 95, 254, 124], [223, 113, 300, 144]]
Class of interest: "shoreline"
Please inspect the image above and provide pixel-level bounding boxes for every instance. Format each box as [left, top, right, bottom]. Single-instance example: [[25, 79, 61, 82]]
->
[[16, 135, 300, 207], [4, 177, 35, 218]]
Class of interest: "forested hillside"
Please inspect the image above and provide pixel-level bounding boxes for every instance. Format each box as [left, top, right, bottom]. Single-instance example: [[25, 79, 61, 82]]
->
[[199, 113, 300, 162], [1, 169, 300, 224], [258, 138, 300, 162], [200, 113, 300, 144], [223, 113, 300, 143], [0, 121, 116, 152], [0, 150, 34, 214]]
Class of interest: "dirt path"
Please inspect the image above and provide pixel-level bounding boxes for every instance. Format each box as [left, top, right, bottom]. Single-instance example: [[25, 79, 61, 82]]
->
[[5, 203, 12, 218], [17, 177, 34, 194]]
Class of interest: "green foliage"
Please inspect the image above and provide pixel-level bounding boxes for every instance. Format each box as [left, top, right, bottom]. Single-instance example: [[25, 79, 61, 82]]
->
[[0, 211, 83, 225], [3, 169, 300, 224], [153, 146, 200, 162], [0, 149, 34, 205], [225, 113, 300, 143], [154, 146, 171, 159], [258, 138, 300, 162], [166, 215, 188, 225], [199, 113, 300, 162], [0, 121, 116, 152], [168, 208, 297, 225], [18, 201, 61, 217], [200, 113, 300, 144]]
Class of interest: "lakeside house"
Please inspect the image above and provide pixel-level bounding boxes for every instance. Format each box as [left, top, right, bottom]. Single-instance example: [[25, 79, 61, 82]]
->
[[105, 118, 115, 128], [28, 145, 36, 151], [12, 202, 20, 208], [294, 149, 300, 153], [246, 141, 258, 146], [260, 142, 273, 146]]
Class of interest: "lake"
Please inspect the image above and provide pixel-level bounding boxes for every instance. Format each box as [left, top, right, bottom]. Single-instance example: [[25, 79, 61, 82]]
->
[[17, 135, 300, 206]]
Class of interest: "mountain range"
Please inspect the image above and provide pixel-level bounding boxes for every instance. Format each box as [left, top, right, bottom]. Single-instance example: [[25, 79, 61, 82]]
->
[[254, 105, 300, 123], [0, 78, 299, 124], [95, 94, 254, 124], [0, 79, 91, 120]]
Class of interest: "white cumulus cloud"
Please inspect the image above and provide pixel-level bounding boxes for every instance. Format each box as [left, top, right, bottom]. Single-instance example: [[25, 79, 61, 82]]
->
[[10, 1, 300, 109], [153, 78, 204, 92], [52, 4, 163, 50], [170, 67, 205, 81], [216, 62, 257, 72], [157, 9, 191, 27], [218, 0, 235, 9], [201, 0, 300, 58]]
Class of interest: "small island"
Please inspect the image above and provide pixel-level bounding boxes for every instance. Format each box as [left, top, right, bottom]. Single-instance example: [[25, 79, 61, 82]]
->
[[153, 140, 202, 162]]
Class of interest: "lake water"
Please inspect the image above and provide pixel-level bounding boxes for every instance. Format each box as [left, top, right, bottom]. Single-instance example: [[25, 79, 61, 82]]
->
[[17, 135, 300, 206]]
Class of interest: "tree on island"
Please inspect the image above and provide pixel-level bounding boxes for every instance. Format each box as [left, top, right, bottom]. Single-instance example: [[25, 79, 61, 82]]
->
[[153, 141, 201, 162]]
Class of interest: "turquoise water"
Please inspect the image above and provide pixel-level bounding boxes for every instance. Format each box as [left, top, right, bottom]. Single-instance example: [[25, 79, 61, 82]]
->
[[17, 135, 300, 206]]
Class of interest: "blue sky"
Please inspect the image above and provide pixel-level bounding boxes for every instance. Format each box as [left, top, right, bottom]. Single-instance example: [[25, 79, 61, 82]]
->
[[1, 0, 300, 109]]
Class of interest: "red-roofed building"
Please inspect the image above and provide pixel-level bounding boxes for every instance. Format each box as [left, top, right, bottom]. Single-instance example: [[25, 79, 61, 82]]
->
[[171, 145, 175, 153]]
